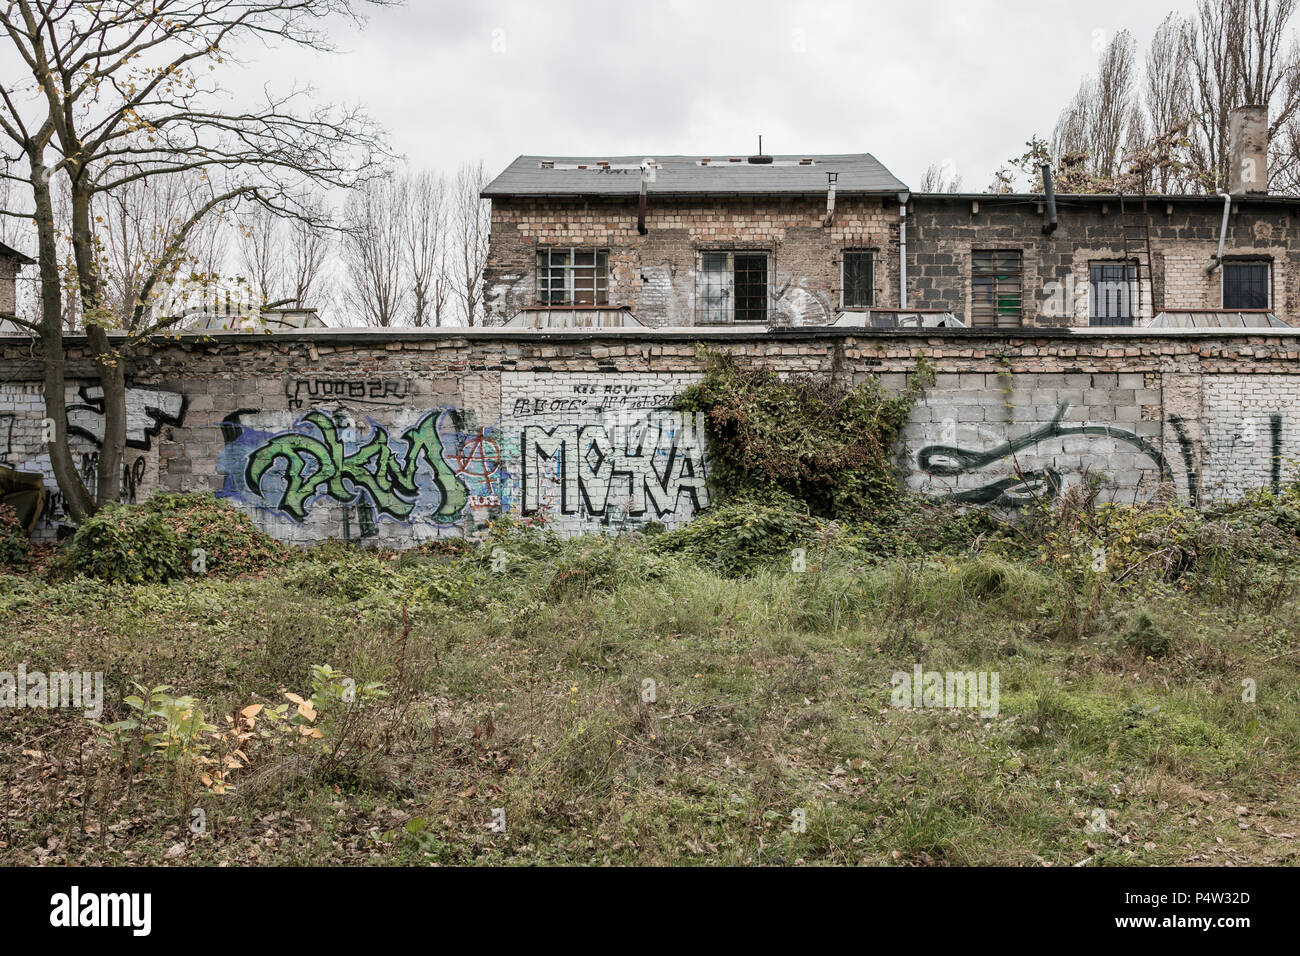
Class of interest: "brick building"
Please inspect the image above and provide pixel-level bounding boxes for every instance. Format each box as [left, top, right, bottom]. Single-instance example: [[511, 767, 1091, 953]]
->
[[0, 241, 33, 321], [482, 106, 1300, 330]]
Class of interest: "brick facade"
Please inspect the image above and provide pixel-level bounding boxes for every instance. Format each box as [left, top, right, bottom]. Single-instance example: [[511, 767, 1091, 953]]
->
[[485, 195, 901, 327], [484, 190, 1300, 329], [908, 194, 1300, 327]]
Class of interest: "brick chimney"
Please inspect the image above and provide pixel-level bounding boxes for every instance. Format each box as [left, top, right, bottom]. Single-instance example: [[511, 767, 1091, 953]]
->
[[1227, 105, 1269, 196], [0, 242, 35, 319]]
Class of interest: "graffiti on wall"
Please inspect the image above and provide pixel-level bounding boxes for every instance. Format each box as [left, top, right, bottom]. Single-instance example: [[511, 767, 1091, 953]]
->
[[0, 383, 185, 531], [242, 410, 467, 521], [67, 384, 186, 450], [916, 402, 1173, 507], [520, 414, 708, 519], [219, 407, 508, 538], [286, 377, 409, 410], [502, 372, 709, 531]]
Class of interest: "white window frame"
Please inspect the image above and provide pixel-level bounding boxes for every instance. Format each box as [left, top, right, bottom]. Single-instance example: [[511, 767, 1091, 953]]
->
[[536, 247, 609, 307]]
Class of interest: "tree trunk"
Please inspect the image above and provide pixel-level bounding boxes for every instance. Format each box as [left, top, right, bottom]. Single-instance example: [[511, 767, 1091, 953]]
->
[[70, 176, 127, 509], [29, 152, 94, 521], [84, 324, 126, 508]]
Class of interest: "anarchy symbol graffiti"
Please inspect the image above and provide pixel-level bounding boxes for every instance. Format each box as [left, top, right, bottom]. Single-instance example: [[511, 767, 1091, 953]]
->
[[454, 432, 502, 495]]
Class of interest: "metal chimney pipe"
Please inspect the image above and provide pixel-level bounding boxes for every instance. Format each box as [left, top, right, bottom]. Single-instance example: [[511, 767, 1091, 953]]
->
[[1041, 164, 1059, 235]]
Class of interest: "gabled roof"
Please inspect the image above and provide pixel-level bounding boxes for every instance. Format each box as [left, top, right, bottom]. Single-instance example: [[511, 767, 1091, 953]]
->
[[0, 241, 34, 266], [482, 154, 908, 199]]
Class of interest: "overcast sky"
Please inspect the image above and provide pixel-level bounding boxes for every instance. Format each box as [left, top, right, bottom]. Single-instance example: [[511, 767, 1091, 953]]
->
[[245, 0, 1187, 191]]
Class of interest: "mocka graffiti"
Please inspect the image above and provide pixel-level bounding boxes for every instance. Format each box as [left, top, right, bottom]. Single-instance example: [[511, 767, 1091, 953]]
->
[[519, 412, 709, 518]]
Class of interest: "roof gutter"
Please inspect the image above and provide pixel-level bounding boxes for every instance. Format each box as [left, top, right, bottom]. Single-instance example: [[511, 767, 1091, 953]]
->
[[898, 191, 910, 309]]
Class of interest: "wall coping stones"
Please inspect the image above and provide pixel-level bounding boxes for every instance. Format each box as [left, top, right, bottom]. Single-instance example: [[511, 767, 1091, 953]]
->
[[6, 326, 1300, 348]]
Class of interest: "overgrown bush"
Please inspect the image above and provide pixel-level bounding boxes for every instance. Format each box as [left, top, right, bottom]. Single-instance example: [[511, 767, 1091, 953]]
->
[[845, 494, 1009, 559], [143, 492, 288, 577], [0, 503, 29, 570], [677, 346, 933, 519], [55, 503, 184, 584], [651, 493, 827, 576]]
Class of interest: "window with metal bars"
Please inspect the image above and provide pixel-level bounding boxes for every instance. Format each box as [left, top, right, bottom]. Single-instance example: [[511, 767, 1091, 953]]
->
[[536, 248, 609, 306], [1222, 261, 1270, 310], [1089, 261, 1138, 326], [841, 250, 874, 309], [970, 249, 1022, 328], [696, 251, 768, 323]]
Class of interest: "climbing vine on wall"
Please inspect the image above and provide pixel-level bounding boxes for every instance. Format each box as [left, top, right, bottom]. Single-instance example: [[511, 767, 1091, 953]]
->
[[677, 347, 934, 520]]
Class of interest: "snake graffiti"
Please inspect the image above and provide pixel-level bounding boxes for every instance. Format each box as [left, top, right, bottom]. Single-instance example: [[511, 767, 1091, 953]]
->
[[915, 402, 1174, 507]]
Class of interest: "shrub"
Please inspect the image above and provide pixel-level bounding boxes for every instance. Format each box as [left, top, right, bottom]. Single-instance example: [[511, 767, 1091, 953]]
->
[[55, 504, 184, 584], [143, 493, 288, 577], [677, 346, 933, 520], [846, 495, 1010, 559], [0, 503, 29, 570], [1119, 611, 1171, 658], [651, 493, 826, 576]]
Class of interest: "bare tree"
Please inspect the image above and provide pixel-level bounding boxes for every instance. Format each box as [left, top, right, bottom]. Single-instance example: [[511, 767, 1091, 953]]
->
[[286, 204, 334, 315], [452, 160, 490, 326], [1145, 14, 1194, 192], [1052, 30, 1139, 180], [918, 161, 962, 193], [1185, 0, 1300, 190], [237, 202, 287, 307], [0, 0, 391, 519], [342, 175, 408, 327], [404, 170, 449, 326], [98, 171, 228, 327]]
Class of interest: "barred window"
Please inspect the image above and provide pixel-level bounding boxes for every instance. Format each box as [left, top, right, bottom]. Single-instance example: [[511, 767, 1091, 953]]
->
[[970, 249, 1022, 328], [1223, 261, 1270, 310], [841, 251, 874, 309], [536, 248, 609, 306], [1089, 261, 1138, 326], [696, 251, 768, 323]]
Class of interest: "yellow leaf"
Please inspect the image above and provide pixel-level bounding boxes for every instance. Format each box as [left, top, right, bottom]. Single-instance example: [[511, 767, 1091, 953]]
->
[[297, 702, 317, 722], [284, 693, 304, 705], [240, 704, 264, 719]]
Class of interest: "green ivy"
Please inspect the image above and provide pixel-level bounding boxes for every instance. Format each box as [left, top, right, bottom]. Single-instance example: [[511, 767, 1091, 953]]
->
[[677, 346, 934, 520], [54, 504, 184, 584], [0, 504, 29, 570]]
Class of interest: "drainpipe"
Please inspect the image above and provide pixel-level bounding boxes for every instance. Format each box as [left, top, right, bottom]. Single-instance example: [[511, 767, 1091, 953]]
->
[[1041, 164, 1059, 235], [1205, 191, 1231, 273], [823, 172, 838, 226], [898, 191, 910, 309], [637, 158, 655, 236]]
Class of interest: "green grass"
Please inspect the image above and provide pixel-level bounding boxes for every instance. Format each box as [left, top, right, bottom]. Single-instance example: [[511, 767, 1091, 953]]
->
[[1, 518, 1298, 867]]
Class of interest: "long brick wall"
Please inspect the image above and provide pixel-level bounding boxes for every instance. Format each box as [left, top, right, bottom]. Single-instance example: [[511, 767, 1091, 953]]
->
[[2, 327, 1298, 546]]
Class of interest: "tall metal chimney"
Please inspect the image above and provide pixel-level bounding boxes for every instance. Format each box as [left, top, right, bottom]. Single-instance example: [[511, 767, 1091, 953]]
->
[[1227, 105, 1268, 196]]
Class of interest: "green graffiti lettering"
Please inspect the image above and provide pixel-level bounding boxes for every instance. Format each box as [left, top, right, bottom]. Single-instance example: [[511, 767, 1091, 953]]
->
[[244, 411, 467, 523]]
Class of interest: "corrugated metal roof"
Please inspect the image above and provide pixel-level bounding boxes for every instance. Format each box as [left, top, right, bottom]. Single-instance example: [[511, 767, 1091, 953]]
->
[[482, 154, 908, 198], [1147, 310, 1291, 328]]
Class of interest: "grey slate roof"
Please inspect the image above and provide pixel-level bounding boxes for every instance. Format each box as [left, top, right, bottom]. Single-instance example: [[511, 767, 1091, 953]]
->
[[482, 154, 908, 199], [0, 241, 34, 265]]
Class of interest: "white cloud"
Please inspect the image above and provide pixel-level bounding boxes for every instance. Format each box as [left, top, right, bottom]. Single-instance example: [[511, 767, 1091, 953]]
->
[[159, 0, 1188, 189]]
